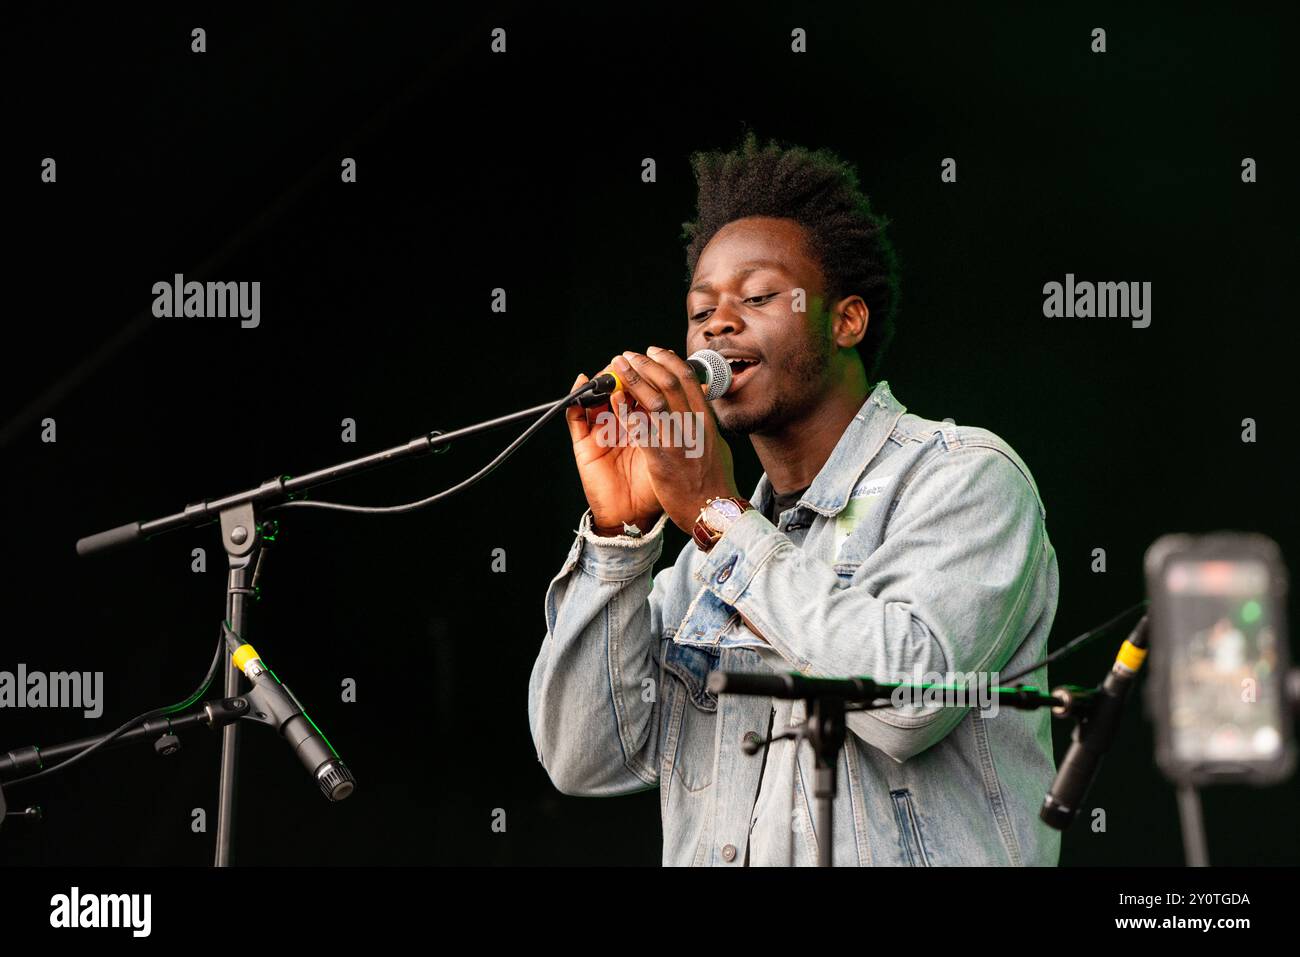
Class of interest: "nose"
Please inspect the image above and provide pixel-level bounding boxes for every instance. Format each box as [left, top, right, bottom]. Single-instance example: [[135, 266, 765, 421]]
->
[[701, 303, 745, 342]]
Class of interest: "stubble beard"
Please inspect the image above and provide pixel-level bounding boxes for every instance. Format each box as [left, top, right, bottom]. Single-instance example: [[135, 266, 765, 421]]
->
[[717, 320, 834, 438]]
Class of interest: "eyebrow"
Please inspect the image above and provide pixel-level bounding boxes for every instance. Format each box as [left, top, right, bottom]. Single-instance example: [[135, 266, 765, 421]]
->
[[689, 259, 788, 294]]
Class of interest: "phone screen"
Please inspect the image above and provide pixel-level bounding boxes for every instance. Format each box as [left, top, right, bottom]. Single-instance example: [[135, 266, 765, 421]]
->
[[1163, 558, 1284, 766]]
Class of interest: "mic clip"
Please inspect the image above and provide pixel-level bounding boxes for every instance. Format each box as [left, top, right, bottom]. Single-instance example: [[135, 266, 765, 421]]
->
[[1049, 684, 1099, 718], [239, 676, 307, 731], [577, 373, 620, 408]]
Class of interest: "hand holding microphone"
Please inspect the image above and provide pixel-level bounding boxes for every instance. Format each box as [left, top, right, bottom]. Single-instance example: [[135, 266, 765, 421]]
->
[[565, 347, 739, 538], [577, 349, 732, 407], [566, 361, 666, 537]]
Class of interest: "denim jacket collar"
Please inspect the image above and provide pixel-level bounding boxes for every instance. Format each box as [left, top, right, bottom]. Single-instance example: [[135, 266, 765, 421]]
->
[[750, 380, 908, 520]]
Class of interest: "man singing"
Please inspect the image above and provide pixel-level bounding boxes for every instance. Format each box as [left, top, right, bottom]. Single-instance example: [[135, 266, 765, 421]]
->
[[527, 133, 1060, 866]]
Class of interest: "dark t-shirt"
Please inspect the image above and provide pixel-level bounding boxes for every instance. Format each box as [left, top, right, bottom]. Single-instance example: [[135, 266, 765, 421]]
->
[[764, 485, 809, 524]]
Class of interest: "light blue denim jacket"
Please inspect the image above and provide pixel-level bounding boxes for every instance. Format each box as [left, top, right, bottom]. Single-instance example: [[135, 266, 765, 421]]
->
[[528, 381, 1061, 866]]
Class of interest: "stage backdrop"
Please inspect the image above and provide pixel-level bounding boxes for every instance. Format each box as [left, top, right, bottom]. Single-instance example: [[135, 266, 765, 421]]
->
[[3, 4, 1296, 865]]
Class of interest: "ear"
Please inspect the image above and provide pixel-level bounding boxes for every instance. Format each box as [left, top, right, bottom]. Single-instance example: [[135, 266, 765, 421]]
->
[[832, 295, 869, 349]]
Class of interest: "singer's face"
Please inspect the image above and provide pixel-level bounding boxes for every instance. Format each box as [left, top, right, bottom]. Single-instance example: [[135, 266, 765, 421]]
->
[[686, 216, 836, 435]]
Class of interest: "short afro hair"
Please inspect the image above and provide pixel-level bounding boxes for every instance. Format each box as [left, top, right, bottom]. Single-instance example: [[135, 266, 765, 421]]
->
[[681, 131, 901, 378]]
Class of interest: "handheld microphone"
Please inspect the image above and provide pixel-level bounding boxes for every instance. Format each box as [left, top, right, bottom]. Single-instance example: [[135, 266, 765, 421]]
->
[[227, 638, 355, 802], [1040, 614, 1149, 830], [578, 349, 732, 408]]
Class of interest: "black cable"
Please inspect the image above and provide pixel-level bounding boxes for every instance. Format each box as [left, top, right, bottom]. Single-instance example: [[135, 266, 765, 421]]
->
[[264, 382, 594, 516], [5, 626, 227, 787], [838, 601, 1152, 710], [1000, 599, 1149, 686], [777, 601, 1149, 864], [8, 382, 596, 784]]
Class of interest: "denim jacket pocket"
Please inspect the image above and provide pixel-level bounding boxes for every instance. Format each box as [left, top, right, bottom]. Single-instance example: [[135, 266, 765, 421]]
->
[[663, 641, 719, 792], [890, 788, 932, 866], [663, 640, 719, 713]]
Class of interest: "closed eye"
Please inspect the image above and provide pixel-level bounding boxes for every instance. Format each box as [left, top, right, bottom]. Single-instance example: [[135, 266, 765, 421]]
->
[[690, 293, 779, 322]]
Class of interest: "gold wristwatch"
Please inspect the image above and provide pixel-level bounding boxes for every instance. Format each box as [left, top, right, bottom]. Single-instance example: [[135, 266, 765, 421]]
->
[[691, 496, 753, 551]]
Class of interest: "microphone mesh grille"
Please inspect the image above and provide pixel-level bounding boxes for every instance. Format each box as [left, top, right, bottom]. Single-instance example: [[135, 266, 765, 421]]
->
[[689, 349, 732, 401]]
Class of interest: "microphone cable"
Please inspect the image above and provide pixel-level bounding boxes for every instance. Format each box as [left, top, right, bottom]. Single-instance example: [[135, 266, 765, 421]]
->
[[8, 381, 605, 785], [264, 379, 599, 517], [4, 626, 226, 786], [1000, 599, 1150, 686], [7, 380, 607, 784]]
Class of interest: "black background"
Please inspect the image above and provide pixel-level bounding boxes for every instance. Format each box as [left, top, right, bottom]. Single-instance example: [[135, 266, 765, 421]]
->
[[3, 3, 1297, 866]]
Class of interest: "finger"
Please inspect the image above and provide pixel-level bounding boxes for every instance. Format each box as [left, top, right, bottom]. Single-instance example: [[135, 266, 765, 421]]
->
[[645, 345, 708, 415], [617, 351, 682, 417], [565, 373, 591, 443], [609, 383, 631, 417]]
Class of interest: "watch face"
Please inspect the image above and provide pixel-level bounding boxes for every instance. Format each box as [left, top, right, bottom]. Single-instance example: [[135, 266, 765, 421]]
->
[[708, 499, 744, 523]]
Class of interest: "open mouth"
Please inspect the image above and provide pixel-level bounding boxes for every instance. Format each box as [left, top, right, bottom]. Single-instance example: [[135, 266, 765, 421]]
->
[[723, 357, 761, 395]]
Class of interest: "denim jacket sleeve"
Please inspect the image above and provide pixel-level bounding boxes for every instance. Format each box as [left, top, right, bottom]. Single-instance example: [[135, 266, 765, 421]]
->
[[692, 444, 1049, 764], [527, 509, 674, 796]]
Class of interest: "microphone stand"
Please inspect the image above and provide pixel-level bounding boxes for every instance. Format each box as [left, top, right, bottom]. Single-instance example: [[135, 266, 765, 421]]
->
[[1, 697, 250, 832], [2, 698, 250, 773], [707, 670, 1060, 866], [72, 388, 593, 866], [1175, 783, 1210, 867], [0, 779, 38, 831], [1168, 666, 1300, 868]]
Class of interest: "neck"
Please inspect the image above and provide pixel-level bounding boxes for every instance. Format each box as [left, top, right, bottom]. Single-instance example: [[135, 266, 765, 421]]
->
[[750, 361, 871, 494]]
